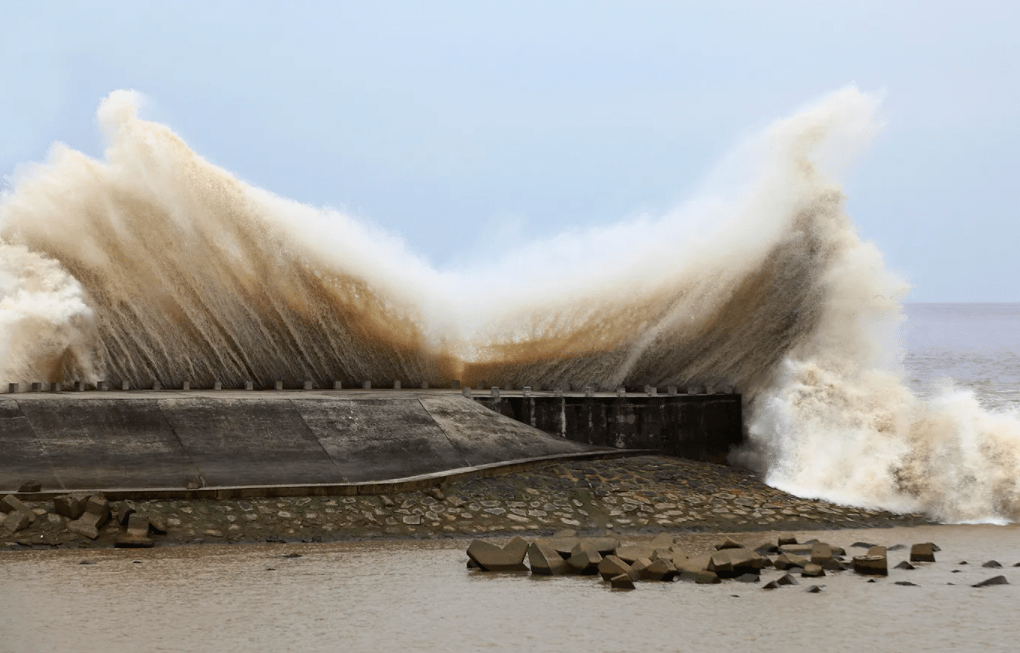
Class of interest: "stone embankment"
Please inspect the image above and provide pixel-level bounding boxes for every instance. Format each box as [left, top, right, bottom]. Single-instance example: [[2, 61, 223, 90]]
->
[[466, 532, 1013, 591], [1, 456, 929, 550]]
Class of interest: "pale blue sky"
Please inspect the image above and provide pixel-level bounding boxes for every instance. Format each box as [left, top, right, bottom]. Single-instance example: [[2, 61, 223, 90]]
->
[[3, 1, 1018, 301]]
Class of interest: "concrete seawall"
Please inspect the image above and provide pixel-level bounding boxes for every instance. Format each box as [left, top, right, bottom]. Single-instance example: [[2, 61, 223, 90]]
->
[[0, 392, 610, 494]]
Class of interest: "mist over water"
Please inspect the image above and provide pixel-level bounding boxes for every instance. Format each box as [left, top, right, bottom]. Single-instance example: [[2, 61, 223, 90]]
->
[[2, 88, 1019, 524]]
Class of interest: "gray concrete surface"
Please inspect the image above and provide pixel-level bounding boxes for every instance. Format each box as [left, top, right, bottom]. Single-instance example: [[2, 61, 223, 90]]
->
[[0, 391, 603, 493]]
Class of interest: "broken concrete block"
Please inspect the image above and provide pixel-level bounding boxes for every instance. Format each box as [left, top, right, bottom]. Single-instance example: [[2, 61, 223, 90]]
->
[[778, 534, 798, 546], [568, 543, 603, 575], [650, 533, 676, 548], [694, 570, 720, 584], [777, 573, 799, 586], [610, 573, 635, 590], [715, 537, 744, 550], [852, 555, 888, 576], [53, 495, 86, 520], [810, 543, 833, 565], [113, 501, 136, 526], [775, 553, 810, 570], [2, 510, 31, 533], [735, 573, 760, 583], [762, 580, 781, 590], [0, 494, 31, 514], [583, 537, 621, 556], [598, 555, 636, 582], [909, 542, 937, 563], [677, 553, 713, 574], [982, 560, 1002, 568], [466, 538, 529, 572], [894, 561, 916, 570], [18, 480, 41, 493], [67, 496, 111, 541], [801, 563, 825, 578], [867, 545, 887, 558], [640, 558, 678, 582], [528, 541, 571, 575], [115, 514, 154, 548]]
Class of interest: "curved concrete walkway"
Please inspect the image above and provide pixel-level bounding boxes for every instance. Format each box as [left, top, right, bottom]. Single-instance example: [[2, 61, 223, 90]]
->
[[1, 391, 618, 495]]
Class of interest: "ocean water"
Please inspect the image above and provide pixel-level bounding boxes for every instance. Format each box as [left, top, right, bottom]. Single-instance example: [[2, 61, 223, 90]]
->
[[902, 303, 1020, 410]]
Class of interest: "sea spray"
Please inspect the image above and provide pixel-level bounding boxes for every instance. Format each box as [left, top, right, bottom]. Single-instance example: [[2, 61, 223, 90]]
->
[[2, 87, 1020, 524]]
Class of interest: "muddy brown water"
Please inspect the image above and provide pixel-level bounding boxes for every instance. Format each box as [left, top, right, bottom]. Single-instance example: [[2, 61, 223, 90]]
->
[[1, 525, 1018, 652]]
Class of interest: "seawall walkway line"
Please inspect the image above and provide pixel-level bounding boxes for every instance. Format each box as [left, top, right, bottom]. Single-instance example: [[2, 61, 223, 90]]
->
[[9, 448, 657, 502]]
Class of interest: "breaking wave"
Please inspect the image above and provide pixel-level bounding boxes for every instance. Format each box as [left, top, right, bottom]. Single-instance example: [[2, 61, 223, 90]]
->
[[2, 87, 1019, 524]]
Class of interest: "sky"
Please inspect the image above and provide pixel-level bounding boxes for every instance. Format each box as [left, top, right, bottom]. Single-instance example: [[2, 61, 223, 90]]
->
[[2, 0, 1019, 302]]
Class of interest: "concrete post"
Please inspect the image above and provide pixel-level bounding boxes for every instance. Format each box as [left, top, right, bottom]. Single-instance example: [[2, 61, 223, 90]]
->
[[213, 381, 222, 390], [667, 385, 677, 395], [121, 381, 130, 391], [451, 380, 460, 390], [585, 385, 594, 398], [363, 381, 371, 390], [421, 381, 429, 389], [476, 382, 483, 390], [75, 381, 85, 392], [491, 387, 500, 399], [303, 380, 313, 390], [275, 381, 283, 390], [333, 381, 343, 390], [31, 382, 42, 392], [554, 387, 563, 397], [8, 383, 18, 394], [50, 382, 60, 392], [646, 386, 657, 396], [687, 385, 698, 395], [523, 386, 531, 397], [152, 380, 160, 391], [394, 380, 401, 390], [616, 387, 625, 397], [245, 381, 254, 391], [462, 387, 471, 397], [98, 381, 108, 391], [182, 381, 190, 391], [705, 385, 714, 394]]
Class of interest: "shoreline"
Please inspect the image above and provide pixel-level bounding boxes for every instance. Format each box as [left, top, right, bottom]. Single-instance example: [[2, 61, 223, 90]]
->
[[0, 455, 933, 551]]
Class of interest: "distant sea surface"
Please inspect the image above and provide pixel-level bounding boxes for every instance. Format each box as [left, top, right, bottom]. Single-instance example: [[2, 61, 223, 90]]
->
[[902, 303, 1020, 409]]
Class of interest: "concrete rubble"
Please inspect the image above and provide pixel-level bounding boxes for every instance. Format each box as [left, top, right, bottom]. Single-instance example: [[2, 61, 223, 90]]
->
[[460, 533, 1009, 594]]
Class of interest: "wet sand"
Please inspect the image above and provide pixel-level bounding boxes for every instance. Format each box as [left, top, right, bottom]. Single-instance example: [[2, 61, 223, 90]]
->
[[1, 524, 1017, 653]]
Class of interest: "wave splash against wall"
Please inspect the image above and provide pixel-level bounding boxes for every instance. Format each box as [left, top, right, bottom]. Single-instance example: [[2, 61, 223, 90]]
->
[[2, 88, 1019, 524]]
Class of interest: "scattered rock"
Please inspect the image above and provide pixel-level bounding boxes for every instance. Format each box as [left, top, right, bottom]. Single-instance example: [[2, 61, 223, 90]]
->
[[282, 553, 303, 559], [115, 514, 153, 548], [805, 585, 824, 593], [598, 555, 636, 581], [894, 561, 916, 571], [0, 494, 32, 515], [467, 537, 529, 572], [894, 581, 919, 587], [853, 554, 888, 577], [53, 495, 87, 520], [909, 543, 936, 563], [755, 543, 779, 555], [67, 496, 110, 540], [694, 570, 720, 584], [113, 501, 136, 526], [982, 560, 1002, 569], [887, 544, 907, 552], [610, 573, 635, 590], [777, 573, 799, 586], [735, 573, 760, 583], [147, 516, 168, 535], [850, 541, 877, 549], [715, 538, 743, 550], [1, 511, 31, 533], [777, 534, 797, 546], [801, 563, 825, 578], [973, 576, 1009, 588], [762, 580, 780, 590], [775, 553, 810, 570], [568, 542, 604, 575], [529, 541, 571, 575], [640, 558, 678, 582], [18, 480, 41, 493]]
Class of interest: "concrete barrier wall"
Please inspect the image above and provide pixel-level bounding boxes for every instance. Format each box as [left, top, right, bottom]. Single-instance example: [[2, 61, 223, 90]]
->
[[0, 395, 601, 493], [471, 394, 742, 463]]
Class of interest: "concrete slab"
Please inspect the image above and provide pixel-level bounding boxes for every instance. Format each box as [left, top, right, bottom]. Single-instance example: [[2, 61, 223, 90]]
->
[[296, 398, 470, 482], [159, 398, 343, 487], [17, 399, 200, 490], [0, 400, 62, 493], [421, 396, 594, 466]]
